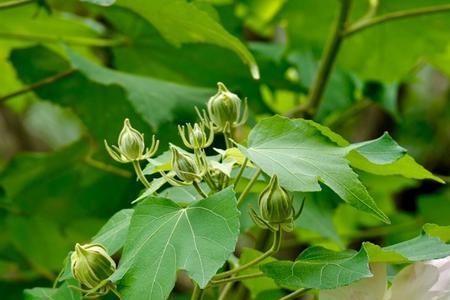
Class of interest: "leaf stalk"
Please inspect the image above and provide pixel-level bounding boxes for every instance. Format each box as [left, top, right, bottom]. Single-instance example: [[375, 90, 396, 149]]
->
[[213, 228, 282, 279], [345, 3, 450, 36], [237, 168, 262, 207], [0, 69, 75, 103], [0, 0, 34, 10]]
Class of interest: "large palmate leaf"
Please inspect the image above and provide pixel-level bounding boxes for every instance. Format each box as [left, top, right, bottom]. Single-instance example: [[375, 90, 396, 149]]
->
[[238, 116, 402, 222], [304, 119, 444, 183], [110, 187, 240, 300], [364, 231, 450, 264], [24, 280, 81, 300], [84, 0, 259, 78], [261, 246, 371, 290]]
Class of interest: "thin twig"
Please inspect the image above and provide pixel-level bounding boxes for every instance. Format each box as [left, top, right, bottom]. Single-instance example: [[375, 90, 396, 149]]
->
[[0, 32, 128, 47], [193, 181, 208, 198], [233, 158, 248, 188], [210, 272, 264, 286], [218, 280, 235, 300], [0, 69, 75, 103], [213, 228, 281, 279], [345, 4, 450, 36], [190, 283, 205, 300], [0, 0, 34, 10], [237, 168, 261, 207], [278, 288, 310, 300]]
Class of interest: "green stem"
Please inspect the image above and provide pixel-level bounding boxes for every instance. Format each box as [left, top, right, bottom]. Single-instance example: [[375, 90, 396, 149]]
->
[[214, 228, 282, 279], [193, 181, 208, 198], [345, 4, 450, 36], [211, 272, 264, 286], [110, 286, 122, 299], [237, 168, 261, 207], [0, 0, 34, 9], [278, 288, 310, 300], [437, 174, 450, 183], [233, 158, 248, 188], [132, 161, 151, 188], [0, 69, 75, 103], [0, 32, 127, 47], [204, 173, 218, 191], [196, 150, 218, 191], [190, 283, 205, 300], [223, 129, 233, 149], [218, 280, 234, 300], [287, 0, 352, 118]]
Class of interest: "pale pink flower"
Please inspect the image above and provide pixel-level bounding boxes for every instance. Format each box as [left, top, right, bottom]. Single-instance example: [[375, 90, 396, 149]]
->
[[320, 256, 450, 300]]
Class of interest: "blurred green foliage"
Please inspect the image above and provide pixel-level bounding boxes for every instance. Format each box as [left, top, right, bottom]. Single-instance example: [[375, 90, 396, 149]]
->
[[0, 0, 450, 299]]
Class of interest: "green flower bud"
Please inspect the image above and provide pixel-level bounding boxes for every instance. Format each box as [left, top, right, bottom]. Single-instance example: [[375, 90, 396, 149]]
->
[[207, 82, 242, 131], [118, 118, 145, 161], [178, 122, 214, 150], [70, 243, 116, 290], [171, 145, 202, 183], [259, 175, 294, 230], [104, 118, 159, 164], [190, 123, 206, 148]]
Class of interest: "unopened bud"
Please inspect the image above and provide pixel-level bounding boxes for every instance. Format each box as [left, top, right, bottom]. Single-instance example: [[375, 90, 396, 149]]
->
[[251, 175, 294, 231], [190, 124, 206, 148], [207, 82, 242, 131], [118, 119, 145, 161], [104, 118, 159, 163], [171, 145, 202, 183], [70, 243, 116, 289], [179, 122, 214, 150]]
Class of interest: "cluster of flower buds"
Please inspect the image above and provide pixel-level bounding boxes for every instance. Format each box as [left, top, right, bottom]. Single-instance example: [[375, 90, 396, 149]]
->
[[250, 175, 302, 232], [104, 118, 159, 163], [178, 122, 214, 150], [197, 82, 248, 133], [70, 243, 118, 297], [161, 145, 206, 186]]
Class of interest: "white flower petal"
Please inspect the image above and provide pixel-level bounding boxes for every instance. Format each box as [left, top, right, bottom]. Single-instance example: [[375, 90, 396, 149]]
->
[[387, 263, 442, 300], [427, 256, 450, 292]]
